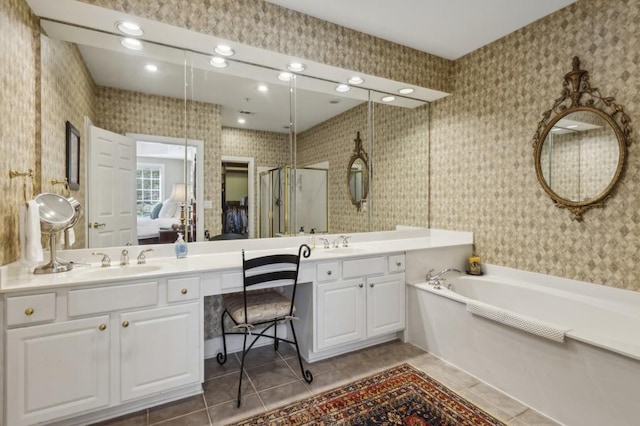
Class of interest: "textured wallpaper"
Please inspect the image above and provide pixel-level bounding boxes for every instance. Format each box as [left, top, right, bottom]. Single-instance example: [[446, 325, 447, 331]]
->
[[297, 103, 370, 234], [430, 0, 640, 291], [95, 86, 222, 235], [78, 0, 453, 93], [1, 0, 39, 265], [40, 35, 96, 249]]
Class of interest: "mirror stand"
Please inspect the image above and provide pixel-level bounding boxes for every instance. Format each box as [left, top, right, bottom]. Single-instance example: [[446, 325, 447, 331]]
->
[[34, 231, 72, 274]]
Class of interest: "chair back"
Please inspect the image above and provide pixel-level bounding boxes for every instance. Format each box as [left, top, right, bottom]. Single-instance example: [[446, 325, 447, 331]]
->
[[241, 244, 311, 317]]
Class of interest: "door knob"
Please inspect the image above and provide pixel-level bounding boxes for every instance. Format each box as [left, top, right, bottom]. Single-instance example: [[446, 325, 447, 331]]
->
[[91, 222, 106, 229]]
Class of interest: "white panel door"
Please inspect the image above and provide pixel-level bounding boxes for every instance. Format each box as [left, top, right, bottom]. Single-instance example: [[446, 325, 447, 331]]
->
[[366, 273, 406, 337], [316, 278, 365, 350], [120, 303, 201, 401], [88, 125, 136, 248], [6, 316, 111, 426]]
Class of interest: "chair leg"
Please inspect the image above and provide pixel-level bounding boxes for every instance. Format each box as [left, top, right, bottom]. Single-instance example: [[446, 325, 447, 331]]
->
[[273, 319, 279, 351], [236, 331, 249, 408], [216, 311, 228, 365], [289, 320, 313, 383]]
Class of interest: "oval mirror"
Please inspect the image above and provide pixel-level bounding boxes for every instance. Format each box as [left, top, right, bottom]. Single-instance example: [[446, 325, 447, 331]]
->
[[533, 57, 631, 221], [347, 131, 369, 210], [35, 193, 76, 233]]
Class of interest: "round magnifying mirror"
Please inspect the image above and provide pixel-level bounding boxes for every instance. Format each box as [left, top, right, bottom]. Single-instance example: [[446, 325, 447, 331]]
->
[[35, 193, 76, 233]]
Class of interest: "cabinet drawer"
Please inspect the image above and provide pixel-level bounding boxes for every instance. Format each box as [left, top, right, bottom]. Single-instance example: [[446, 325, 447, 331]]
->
[[317, 262, 339, 282], [168, 276, 200, 303], [68, 281, 159, 317], [6, 293, 56, 326], [388, 254, 405, 273], [343, 257, 385, 279], [221, 272, 243, 293]]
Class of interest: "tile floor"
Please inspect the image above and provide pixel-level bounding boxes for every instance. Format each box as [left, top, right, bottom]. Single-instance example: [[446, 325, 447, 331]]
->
[[93, 340, 560, 426]]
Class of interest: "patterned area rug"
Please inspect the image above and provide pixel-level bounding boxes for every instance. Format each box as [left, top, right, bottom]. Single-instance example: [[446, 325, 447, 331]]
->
[[229, 363, 506, 425]]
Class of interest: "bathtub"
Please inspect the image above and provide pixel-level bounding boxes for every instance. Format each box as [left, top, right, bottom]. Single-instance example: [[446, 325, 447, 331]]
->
[[407, 265, 640, 426]]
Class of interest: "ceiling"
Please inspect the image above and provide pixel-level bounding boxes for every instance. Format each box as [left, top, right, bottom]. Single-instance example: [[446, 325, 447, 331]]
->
[[265, 0, 578, 60]]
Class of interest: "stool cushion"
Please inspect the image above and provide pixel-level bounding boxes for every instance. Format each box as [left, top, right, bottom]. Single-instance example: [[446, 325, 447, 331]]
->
[[223, 290, 294, 325]]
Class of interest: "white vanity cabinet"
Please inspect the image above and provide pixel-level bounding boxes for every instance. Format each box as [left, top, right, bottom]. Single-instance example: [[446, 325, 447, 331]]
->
[[299, 254, 406, 361], [6, 315, 111, 426], [3, 275, 203, 426]]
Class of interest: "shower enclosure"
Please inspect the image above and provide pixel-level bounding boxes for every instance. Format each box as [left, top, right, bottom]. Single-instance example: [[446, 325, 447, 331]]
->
[[259, 167, 327, 238]]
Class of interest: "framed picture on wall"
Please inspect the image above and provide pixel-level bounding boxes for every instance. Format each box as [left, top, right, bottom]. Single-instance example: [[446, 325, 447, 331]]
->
[[65, 121, 80, 191]]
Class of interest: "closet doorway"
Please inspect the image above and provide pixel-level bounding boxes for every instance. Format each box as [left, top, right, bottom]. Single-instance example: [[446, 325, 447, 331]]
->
[[220, 156, 254, 239]]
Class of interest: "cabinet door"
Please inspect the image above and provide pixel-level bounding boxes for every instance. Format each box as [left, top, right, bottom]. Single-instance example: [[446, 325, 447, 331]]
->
[[316, 278, 365, 350], [120, 303, 200, 401], [6, 316, 110, 426], [366, 273, 406, 337]]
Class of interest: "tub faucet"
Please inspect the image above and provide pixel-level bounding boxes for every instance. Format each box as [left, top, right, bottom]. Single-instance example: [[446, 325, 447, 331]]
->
[[426, 268, 462, 288]]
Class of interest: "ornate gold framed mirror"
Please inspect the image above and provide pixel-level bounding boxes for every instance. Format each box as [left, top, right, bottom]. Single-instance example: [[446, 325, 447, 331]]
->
[[347, 131, 369, 210], [533, 57, 632, 221]]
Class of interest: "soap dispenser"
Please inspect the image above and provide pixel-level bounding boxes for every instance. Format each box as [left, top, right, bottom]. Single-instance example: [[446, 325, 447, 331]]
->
[[175, 233, 188, 259], [310, 228, 316, 249]]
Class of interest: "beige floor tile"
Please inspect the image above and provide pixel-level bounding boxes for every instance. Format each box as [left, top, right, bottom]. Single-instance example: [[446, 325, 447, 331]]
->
[[91, 410, 147, 426], [150, 409, 211, 426], [244, 359, 299, 391], [209, 394, 265, 426], [148, 395, 206, 425], [237, 344, 284, 368], [203, 371, 255, 407], [467, 382, 528, 418], [286, 354, 339, 379], [458, 388, 514, 423], [204, 355, 240, 380], [304, 368, 355, 394], [258, 380, 313, 410], [510, 408, 561, 426]]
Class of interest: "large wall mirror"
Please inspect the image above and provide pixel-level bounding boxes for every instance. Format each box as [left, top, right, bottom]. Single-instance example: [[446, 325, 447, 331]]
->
[[533, 57, 632, 221], [31, 0, 438, 252]]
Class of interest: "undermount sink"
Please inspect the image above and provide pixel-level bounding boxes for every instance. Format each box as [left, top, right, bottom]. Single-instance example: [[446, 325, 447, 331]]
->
[[72, 264, 163, 277]]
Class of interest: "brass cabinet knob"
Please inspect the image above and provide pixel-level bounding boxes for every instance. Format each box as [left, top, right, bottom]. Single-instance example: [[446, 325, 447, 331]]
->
[[396, 261, 402, 267], [98, 324, 107, 331], [122, 321, 129, 328], [358, 283, 363, 288], [370, 283, 375, 288], [327, 270, 332, 276], [181, 288, 188, 295], [25, 308, 34, 316]]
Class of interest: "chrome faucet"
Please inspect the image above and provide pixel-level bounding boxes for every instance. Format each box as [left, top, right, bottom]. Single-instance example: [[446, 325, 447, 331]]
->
[[332, 235, 351, 248], [426, 268, 462, 289], [137, 248, 154, 264], [92, 252, 111, 267], [318, 237, 331, 249], [120, 249, 129, 266]]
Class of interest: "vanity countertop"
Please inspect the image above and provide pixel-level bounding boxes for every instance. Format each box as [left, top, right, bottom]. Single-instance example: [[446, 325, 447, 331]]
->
[[0, 229, 472, 293]]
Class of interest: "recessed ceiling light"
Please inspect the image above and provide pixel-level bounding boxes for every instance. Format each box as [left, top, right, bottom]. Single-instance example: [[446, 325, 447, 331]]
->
[[145, 64, 158, 72], [116, 21, 143, 36], [335, 84, 350, 93], [348, 76, 364, 85], [287, 62, 306, 72], [238, 118, 246, 124], [381, 95, 396, 102], [398, 88, 415, 95], [121, 38, 143, 50], [214, 44, 235, 57], [278, 72, 293, 81], [210, 57, 228, 68], [258, 84, 269, 92], [567, 125, 578, 128], [551, 128, 561, 132]]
